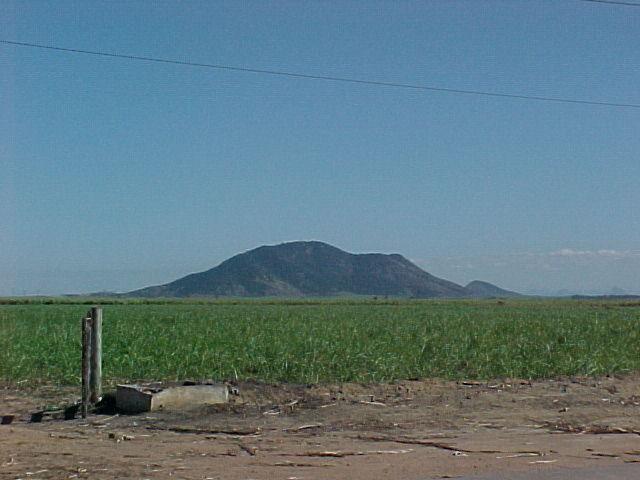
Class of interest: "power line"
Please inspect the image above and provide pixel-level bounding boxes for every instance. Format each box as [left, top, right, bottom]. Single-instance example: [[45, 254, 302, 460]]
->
[[576, 0, 640, 6], [1, 39, 639, 109]]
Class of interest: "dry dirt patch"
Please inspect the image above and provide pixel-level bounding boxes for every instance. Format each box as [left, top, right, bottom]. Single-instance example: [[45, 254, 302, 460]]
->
[[1, 375, 639, 479]]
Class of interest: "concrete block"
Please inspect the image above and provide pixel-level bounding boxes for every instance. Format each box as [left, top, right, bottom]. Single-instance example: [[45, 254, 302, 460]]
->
[[116, 384, 230, 414]]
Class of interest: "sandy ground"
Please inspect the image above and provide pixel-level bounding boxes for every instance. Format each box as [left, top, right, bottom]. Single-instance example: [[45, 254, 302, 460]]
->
[[1, 374, 640, 479]]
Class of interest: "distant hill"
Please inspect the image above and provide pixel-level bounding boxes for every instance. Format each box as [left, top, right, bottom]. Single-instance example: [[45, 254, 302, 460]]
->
[[464, 280, 522, 298], [569, 294, 640, 301], [127, 241, 517, 299]]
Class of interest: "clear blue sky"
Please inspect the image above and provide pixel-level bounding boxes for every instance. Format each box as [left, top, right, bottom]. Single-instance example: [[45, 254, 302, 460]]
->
[[1, 0, 639, 295]]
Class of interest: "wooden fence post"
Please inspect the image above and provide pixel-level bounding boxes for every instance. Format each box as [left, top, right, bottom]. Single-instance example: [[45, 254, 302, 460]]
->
[[89, 306, 102, 404], [81, 315, 92, 418]]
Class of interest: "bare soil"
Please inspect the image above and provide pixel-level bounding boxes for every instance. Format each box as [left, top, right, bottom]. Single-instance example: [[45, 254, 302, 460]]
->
[[2, 374, 640, 479]]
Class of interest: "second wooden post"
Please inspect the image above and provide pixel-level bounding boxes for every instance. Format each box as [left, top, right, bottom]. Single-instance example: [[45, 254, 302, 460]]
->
[[89, 306, 102, 404], [81, 316, 92, 418]]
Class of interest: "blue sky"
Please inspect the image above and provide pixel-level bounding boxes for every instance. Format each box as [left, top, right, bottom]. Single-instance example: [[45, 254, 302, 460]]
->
[[1, 0, 639, 295]]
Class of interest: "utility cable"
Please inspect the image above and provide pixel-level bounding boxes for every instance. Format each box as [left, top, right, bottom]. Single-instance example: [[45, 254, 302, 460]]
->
[[576, 0, 640, 7], [1, 39, 639, 109]]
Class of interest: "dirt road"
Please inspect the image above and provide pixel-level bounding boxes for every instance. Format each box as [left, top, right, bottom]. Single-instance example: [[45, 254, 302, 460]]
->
[[457, 464, 640, 479], [2, 375, 639, 479]]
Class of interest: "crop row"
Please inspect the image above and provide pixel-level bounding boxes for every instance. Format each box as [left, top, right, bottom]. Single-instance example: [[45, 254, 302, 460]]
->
[[1, 300, 638, 384]]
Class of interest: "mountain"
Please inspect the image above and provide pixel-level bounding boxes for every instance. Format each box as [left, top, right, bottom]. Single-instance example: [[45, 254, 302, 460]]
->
[[464, 280, 522, 298], [127, 241, 516, 298]]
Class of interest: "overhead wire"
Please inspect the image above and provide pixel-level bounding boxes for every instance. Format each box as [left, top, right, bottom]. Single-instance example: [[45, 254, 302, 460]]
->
[[575, 0, 640, 6], [1, 39, 639, 109]]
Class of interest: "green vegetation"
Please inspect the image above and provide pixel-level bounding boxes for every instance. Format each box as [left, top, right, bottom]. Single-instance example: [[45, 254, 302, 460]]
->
[[1, 299, 639, 385]]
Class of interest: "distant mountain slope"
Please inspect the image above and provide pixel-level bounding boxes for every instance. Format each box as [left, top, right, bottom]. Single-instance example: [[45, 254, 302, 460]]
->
[[464, 280, 522, 298], [127, 241, 517, 298]]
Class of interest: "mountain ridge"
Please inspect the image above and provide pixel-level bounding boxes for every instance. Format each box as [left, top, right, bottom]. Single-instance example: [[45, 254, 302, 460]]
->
[[127, 241, 518, 298], [464, 280, 521, 298]]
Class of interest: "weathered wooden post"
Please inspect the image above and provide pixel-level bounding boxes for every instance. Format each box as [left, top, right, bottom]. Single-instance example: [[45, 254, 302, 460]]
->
[[81, 306, 103, 417], [81, 315, 92, 418], [89, 306, 102, 404]]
